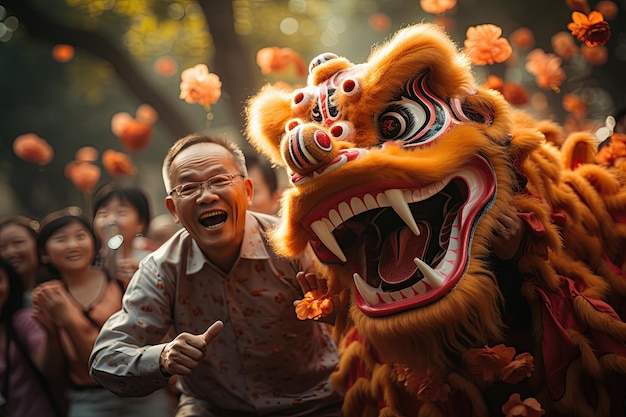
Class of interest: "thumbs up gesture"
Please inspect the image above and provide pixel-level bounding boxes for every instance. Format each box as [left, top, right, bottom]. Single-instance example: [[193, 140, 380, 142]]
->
[[159, 320, 223, 376]]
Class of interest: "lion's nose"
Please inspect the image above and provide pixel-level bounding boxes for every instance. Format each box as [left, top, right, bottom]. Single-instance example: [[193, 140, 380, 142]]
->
[[281, 124, 339, 175]]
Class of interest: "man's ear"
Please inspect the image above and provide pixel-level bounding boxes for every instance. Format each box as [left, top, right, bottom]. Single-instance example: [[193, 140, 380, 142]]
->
[[244, 177, 254, 208], [165, 197, 180, 224]]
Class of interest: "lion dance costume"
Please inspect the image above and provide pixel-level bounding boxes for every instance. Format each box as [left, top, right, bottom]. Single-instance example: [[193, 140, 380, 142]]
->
[[245, 24, 626, 417]]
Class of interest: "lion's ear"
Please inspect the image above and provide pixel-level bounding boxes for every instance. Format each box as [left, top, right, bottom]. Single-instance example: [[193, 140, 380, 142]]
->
[[245, 83, 294, 167], [560, 132, 598, 170]]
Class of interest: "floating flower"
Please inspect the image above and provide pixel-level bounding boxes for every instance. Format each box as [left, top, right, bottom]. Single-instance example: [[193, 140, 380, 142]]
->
[[501, 83, 530, 106], [463, 344, 516, 384], [595, 1, 618, 20], [562, 94, 588, 119], [551, 32, 579, 60], [13, 133, 54, 166], [500, 352, 534, 384], [75, 146, 98, 162], [567, 11, 611, 47], [581, 44, 608, 65], [110, 109, 153, 152], [525, 49, 566, 90], [419, 0, 456, 15], [256, 47, 308, 77], [295, 290, 333, 320], [179, 64, 222, 108], [368, 13, 392, 32], [52, 44, 74, 63], [464, 24, 512, 66], [65, 161, 101, 193], [565, 0, 591, 13], [502, 393, 545, 417], [154, 56, 178, 77], [395, 364, 451, 402], [136, 104, 159, 125], [509, 27, 535, 50], [102, 149, 136, 177]]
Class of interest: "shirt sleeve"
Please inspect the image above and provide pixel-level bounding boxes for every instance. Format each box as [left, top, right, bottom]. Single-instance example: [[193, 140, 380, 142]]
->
[[89, 255, 174, 396]]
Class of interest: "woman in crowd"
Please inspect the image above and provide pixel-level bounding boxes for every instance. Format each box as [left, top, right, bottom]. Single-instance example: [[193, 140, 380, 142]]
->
[[32, 206, 174, 417], [0, 216, 49, 305], [0, 258, 66, 417], [91, 183, 152, 289]]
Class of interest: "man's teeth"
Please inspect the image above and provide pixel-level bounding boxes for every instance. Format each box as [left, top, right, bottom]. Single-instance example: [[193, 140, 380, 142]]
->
[[310, 220, 347, 261], [414, 257, 445, 288], [383, 189, 420, 236]]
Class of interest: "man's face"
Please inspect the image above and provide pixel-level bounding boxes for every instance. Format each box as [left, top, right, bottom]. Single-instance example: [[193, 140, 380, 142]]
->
[[165, 142, 253, 261]]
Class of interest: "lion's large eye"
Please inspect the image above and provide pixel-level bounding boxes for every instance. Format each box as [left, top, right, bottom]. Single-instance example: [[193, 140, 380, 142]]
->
[[378, 98, 428, 142]]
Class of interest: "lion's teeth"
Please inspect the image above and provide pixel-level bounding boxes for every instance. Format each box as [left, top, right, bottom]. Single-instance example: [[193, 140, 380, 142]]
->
[[311, 220, 347, 262], [353, 272, 380, 306], [384, 189, 420, 236], [414, 257, 445, 288]]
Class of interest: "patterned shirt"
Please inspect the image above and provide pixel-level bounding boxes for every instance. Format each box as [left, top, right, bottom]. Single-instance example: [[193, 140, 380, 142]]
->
[[89, 212, 341, 416]]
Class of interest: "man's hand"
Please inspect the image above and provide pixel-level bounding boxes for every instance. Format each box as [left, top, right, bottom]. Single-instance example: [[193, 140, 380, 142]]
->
[[159, 320, 223, 376], [294, 272, 338, 323]]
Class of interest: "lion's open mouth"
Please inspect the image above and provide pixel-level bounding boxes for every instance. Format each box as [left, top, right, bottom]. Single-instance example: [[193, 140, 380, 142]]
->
[[302, 155, 496, 316]]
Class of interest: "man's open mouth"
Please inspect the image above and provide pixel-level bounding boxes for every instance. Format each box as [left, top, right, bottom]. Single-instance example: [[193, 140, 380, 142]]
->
[[302, 155, 496, 316], [199, 210, 228, 229]]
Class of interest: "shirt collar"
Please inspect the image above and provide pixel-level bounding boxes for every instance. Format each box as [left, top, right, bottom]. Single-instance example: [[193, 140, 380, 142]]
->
[[186, 211, 270, 275]]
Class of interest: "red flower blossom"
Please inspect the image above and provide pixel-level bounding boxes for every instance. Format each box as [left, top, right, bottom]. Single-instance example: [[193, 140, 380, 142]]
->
[[502, 393, 545, 417], [64, 161, 101, 193], [102, 149, 136, 177], [295, 290, 333, 320], [463, 344, 516, 384], [567, 11, 611, 47], [395, 364, 451, 402], [525, 49, 566, 90], [13, 133, 54, 166], [419, 0, 457, 15], [464, 24, 512, 66], [179, 64, 222, 107]]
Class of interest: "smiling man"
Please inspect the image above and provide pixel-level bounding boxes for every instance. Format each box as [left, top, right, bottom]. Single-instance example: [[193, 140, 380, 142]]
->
[[89, 133, 342, 417]]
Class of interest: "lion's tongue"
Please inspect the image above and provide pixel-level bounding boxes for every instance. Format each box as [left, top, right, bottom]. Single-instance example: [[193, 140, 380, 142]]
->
[[378, 223, 430, 284]]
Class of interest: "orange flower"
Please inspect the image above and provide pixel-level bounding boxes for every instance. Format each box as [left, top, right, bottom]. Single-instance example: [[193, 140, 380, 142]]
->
[[111, 110, 153, 152], [525, 49, 566, 90], [75, 146, 98, 162], [596, 1, 619, 20], [419, 0, 457, 15], [595, 133, 626, 167], [562, 94, 588, 118], [509, 27, 535, 50], [154, 56, 178, 77], [136, 104, 159, 125], [567, 11, 611, 47], [65, 161, 101, 193], [102, 149, 136, 177], [463, 344, 516, 384], [483, 75, 504, 92], [179, 64, 222, 107], [565, 0, 590, 13], [368, 13, 392, 32], [256, 47, 308, 77], [52, 44, 74, 63], [581, 44, 608, 65], [551, 32, 579, 60], [395, 364, 451, 402], [501, 83, 529, 106], [464, 24, 512, 66], [500, 352, 534, 383], [295, 290, 334, 320], [13, 133, 54, 166], [502, 393, 545, 417]]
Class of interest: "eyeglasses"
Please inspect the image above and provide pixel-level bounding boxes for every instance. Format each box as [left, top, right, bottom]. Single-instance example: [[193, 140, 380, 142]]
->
[[169, 173, 245, 199]]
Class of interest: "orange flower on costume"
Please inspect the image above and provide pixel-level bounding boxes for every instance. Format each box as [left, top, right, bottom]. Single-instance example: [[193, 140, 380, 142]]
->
[[551, 32, 579, 60], [13, 133, 54, 166], [464, 24, 512, 66], [419, 0, 456, 15], [500, 352, 534, 384], [75, 146, 98, 162], [65, 161, 101, 193], [295, 290, 333, 320], [509, 27, 535, 50], [567, 11, 611, 47], [102, 149, 136, 177], [256, 47, 308, 78], [179, 64, 222, 107], [525, 49, 566, 90], [395, 364, 451, 402], [463, 344, 516, 384], [502, 393, 545, 417]]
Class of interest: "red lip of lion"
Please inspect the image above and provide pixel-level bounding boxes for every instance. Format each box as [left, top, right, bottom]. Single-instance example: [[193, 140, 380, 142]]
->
[[246, 23, 626, 417]]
